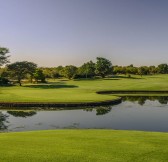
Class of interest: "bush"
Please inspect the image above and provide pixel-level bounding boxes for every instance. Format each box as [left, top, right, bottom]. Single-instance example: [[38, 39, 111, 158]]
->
[[0, 77, 10, 85]]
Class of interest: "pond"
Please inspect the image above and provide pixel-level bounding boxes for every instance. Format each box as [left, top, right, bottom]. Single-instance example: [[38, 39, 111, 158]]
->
[[1, 96, 168, 132]]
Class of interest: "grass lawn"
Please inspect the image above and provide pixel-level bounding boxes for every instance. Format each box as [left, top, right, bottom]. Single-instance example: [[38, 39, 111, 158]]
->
[[1, 76, 168, 162], [0, 129, 168, 162], [1, 74, 168, 102]]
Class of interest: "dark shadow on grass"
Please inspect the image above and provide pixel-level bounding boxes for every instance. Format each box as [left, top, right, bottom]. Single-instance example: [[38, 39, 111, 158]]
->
[[0, 84, 14, 87], [110, 75, 144, 79], [74, 78, 98, 81], [23, 84, 78, 89], [103, 78, 120, 80]]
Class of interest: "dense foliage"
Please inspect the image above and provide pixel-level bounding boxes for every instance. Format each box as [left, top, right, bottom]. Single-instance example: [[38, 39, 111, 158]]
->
[[1, 47, 168, 86], [7, 61, 37, 86], [0, 47, 10, 66]]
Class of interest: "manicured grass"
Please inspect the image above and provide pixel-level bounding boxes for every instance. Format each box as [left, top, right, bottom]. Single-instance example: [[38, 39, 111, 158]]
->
[[1, 74, 168, 102], [0, 129, 167, 162]]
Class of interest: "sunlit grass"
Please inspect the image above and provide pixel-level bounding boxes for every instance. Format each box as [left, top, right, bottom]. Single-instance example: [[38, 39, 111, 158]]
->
[[0, 74, 168, 102], [0, 129, 168, 162]]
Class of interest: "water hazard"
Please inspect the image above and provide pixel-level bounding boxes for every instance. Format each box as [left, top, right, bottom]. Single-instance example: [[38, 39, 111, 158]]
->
[[1, 96, 168, 132]]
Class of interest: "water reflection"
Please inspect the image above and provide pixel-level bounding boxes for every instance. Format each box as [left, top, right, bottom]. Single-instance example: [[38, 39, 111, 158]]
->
[[0, 112, 8, 130], [7, 111, 36, 118], [96, 107, 112, 115], [84, 107, 112, 115], [0, 96, 168, 132], [122, 96, 168, 105]]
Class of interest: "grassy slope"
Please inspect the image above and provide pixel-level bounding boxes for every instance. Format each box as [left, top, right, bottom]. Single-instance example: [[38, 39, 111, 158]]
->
[[0, 130, 168, 162], [0, 74, 168, 102]]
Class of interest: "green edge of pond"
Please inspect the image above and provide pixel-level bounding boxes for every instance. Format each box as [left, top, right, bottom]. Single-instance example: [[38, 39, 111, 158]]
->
[[1, 90, 168, 108]]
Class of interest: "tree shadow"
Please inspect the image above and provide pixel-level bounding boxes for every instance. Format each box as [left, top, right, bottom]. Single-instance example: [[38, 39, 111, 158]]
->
[[103, 78, 120, 80], [110, 75, 144, 79], [74, 78, 98, 81], [24, 84, 78, 89]]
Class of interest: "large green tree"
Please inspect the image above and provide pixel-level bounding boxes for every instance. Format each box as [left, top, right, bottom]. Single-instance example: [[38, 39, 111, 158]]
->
[[126, 65, 138, 75], [0, 47, 10, 67], [149, 66, 157, 75], [7, 61, 37, 86], [95, 57, 112, 78], [138, 66, 149, 77], [78, 61, 95, 78], [33, 69, 46, 83], [157, 64, 168, 74], [62, 65, 77, 79]]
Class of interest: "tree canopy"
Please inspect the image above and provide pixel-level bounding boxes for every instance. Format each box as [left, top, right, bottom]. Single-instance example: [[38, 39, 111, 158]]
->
[[33, 69, 46, 83], [7, 61, 37, 86], [0, 47, 10, 66], [95, 57, 112, 78], [78, 61, 95, 78], [62, 65, 77, 79], [157, 64, 168, 74]]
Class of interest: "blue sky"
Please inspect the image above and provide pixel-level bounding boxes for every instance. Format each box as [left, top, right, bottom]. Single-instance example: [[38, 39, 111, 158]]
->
[[0, 0, 168, 67]]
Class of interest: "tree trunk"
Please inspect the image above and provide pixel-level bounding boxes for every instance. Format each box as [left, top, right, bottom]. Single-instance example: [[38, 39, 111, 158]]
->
[[101, 74, 105, 78], [30, 76, 33, 83], [18, 80, 22, 86], [86, 73, 88, 79]]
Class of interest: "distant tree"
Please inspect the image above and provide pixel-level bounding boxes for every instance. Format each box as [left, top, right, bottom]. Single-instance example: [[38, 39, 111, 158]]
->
[[51, 66, 64, 78], [157, 64, 168, 74], [126, 65, 138, 75], [7, 61, 37, 86], [40, 66, 64, 79], [41, 68, 52, 78], [138, 66, 149, 77], [113, 66, 127, 75], [0, 47, 10, 67], [50, 68, 59, 79], [122, 66, 127, 75], [78, 61, 95, 78], [149, 66, 157, 75], [129, 64, 134, 67], [0, 47, 10, 85], [95, 57, 112, 78], [33, 69, 46, 83], [62, 65, 77, 79], [56, 66, 64, 77]]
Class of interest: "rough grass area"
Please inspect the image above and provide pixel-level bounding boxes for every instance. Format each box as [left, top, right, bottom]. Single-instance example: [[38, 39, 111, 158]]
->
[[0, 129, 168, 162], [1, 74, 168, 103]]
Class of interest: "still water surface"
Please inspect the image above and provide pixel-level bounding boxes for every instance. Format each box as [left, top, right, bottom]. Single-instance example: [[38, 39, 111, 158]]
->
[[1, 96, 168, 132]]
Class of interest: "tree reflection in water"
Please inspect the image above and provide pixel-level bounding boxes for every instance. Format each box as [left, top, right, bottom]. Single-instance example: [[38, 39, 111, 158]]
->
[[84, 106, 112, 115], [96, 107, 112, 115], [122, 96, 168, 105], [7, 111, 37, 118], [0, 112, 8, 130]]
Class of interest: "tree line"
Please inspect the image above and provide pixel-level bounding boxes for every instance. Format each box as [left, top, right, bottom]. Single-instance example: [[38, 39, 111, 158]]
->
[[1, 47, 168, 86]]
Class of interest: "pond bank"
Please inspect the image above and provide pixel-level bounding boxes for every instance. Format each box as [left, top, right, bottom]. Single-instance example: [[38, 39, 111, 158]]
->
[[0, 98, 122, 108], [97, 90, 168, 94]]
